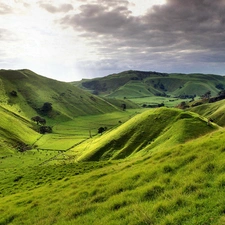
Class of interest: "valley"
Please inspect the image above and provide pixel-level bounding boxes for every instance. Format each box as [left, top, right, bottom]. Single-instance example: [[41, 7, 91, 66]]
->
[[1, 69, 225, 225]]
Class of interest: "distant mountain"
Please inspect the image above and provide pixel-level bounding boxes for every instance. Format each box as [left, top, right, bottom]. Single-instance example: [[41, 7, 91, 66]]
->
[[72, 70, 225, 99]]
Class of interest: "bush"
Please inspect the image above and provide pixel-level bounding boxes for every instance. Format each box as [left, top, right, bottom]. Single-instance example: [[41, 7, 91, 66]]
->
[[40, 102, 52, 113]]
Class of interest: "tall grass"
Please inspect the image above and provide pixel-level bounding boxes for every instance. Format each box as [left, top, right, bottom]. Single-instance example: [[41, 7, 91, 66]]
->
[[1, 126, 225, 224]]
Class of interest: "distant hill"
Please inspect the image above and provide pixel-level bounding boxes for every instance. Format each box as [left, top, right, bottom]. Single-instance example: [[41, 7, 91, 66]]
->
[[0, 69, 131, 121], [67, 107, 219, 161], [188, 99, 225, 126], [0, 69, 137, 151], [72, 70, 225, 99], [2, 70, 225, 225]]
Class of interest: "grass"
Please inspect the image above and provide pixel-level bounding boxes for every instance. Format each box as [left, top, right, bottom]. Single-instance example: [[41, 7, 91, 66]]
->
[[0, 105, 40, 156], [189, 99, 225, 126], [0, 69, 121, 121], [2, 69, 225, 224], [1, 126, 225, 224], [73, 70, 225, 100], [128, 96, 182, 107], [68, 107, 218, 162]]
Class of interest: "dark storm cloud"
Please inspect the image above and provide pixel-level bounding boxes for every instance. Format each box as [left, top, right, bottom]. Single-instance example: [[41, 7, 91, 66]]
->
[[60, 3, 133, 34], [60, 0, 225, 72], [39, 3, 74, 13]]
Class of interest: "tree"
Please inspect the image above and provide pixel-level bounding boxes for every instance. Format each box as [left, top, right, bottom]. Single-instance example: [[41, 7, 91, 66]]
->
[[10, 90, 17, 97], [40, 126, 52, 134], [121, 103, 126, 111], [31, 116, 46, 125], [31, 116, 42, 125], [41, 102, 52, 113], [39, 118, 46, 125], [218, 90, 225, 97], [98, 127, 105, 135], [216, 83, 224, 90], [201, 91, 211, 99]]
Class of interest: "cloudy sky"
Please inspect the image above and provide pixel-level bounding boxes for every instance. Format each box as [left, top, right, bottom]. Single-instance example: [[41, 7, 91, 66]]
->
[[1, 0, 225, 81]]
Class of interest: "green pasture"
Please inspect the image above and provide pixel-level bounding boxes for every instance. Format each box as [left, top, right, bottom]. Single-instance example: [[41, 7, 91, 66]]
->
[[1, 126, 225, 224], [128, 96, 183, 107], [67, 107, 218, 162], [2, 69, 225, 224], [74, 70, 225, 101], [189, 99, 225, 126]]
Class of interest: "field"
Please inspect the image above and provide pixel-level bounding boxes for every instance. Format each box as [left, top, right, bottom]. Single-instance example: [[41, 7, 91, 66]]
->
[[127, 96, 184, 107], [2, 69, 225, 225], [1, 120, 225, 224], [1, 106, 225, 225]]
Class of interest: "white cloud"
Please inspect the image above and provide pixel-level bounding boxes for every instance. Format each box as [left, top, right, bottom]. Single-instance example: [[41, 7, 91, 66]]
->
[[0, 0, 225, 81]]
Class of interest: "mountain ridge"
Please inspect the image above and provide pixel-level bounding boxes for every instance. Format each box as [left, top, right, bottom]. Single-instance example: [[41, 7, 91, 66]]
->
[[72, 70, 225, 99]]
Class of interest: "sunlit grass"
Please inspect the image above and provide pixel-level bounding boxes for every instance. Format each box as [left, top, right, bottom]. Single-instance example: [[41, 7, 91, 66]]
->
[[2, 127, 225, 224], [1, 69, 225, 225]]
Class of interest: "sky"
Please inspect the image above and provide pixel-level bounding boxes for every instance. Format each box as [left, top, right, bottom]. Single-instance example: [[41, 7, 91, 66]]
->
[[1, 0, 225, 81]]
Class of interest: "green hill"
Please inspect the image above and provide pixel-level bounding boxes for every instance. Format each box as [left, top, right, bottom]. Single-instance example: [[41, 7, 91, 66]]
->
[[65, 108, 218, 161], [73, 70, 225, 99], [1, 113, 225, 224], [2, 69, 225, 225], [0, 69, 137, 153], [0, 105, 40, 156], [0, 69, 123, 121], [188, 99, 225, 126]]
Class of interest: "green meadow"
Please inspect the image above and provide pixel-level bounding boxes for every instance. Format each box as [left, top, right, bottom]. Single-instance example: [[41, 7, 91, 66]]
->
[[2, 69, 225, 225], [2, 124, 225, 225]]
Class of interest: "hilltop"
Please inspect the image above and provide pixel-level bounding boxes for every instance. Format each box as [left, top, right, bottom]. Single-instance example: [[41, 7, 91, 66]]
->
[[0, 69, 138, 152], [72, 70, 225, 101], [0, 69, 124, 120], [1, 69, 225, 225], [63, 107, 219, 162]]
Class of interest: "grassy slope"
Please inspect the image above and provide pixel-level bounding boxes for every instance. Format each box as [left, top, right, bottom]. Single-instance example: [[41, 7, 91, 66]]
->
[[0, 105, 41, 156], [72, 71, 225, 98], [2, 70, 225, 224], [0, 69, 131, 157], [1, 125, 225, 225], [66, 108, 218, 162], [189, 99, 225, 126], [0, 69, 120, 121]]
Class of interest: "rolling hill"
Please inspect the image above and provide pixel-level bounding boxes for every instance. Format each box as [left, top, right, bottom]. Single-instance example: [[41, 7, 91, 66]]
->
[[0, 69, 134, 121], [0, 105, 40, 155], [1, 106, 225, 224], [72, 70, 225, 99], [2, 69, 225, 225], [64, 107, 219, 162], [0, 69, 138, 153], [188, 98, 225, 126]]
